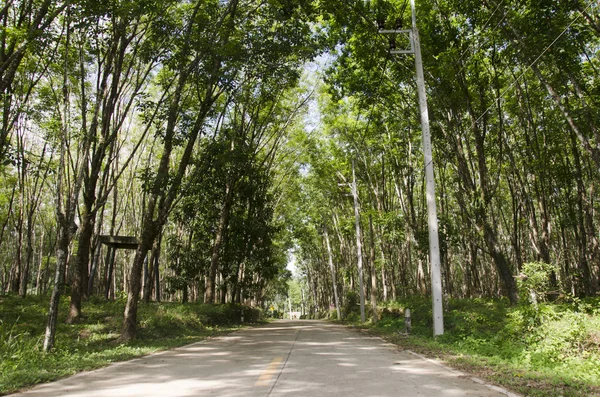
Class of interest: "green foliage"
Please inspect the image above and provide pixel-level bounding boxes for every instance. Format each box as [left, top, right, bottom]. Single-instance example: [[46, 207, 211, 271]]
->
[[287, 280, 303, 308], [517, 262, 557, 303], [328, 309, 338, 320], [0, 295, 262, 394], [342, 290, 359, 319], [343, 297, 600, 396]]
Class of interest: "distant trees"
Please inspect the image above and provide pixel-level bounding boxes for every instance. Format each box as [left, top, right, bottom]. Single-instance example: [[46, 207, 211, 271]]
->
[[0, 0, 598, 350], [0, 0, 324, 349], [288, 0, 600, 315]]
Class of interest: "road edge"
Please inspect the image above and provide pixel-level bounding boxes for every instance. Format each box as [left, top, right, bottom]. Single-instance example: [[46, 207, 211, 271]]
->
[[405, 349, 521, 397]]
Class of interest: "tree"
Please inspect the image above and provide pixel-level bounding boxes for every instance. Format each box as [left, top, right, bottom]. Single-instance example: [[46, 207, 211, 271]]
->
[[66, 0, 168, 323], [0, 0, 66, 159]]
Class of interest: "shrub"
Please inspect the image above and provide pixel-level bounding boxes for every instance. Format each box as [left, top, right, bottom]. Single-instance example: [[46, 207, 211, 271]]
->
[[517, 262, 556, 304], [328, 309, 338, 320], [343, 291, 359, 319]]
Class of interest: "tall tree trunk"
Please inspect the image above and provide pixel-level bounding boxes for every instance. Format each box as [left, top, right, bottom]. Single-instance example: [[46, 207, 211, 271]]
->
[[12, 189, 24, 294], [351, 160, 366, 322], [154, 233, 162, 302], [21, 142, 51, 297], [43, 213, 70, 352], [570, 131, 593, 296], [206, 180, 234, 304], [324, 225, 341, 320], [120, 230, 154, 341], [0, 184, 17, 288], [67, 16, 133, 322], [67, 211, 91, 323], [368, 215, 378, 323], [20, 223, 34, 297], [143, 248, 154, 303], [104, 247, 116, 300], [87, 204, 105, 296], [35, 229, 45, 295], [378, 236, 388, 302], [44, 10, 90, 350]]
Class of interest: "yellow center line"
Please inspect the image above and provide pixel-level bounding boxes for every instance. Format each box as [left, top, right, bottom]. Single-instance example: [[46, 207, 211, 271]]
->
[[255, 356, 284, 387]]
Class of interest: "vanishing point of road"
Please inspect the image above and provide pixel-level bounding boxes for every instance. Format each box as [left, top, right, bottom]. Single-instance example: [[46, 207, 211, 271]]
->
[[8, 320, 518, 397]]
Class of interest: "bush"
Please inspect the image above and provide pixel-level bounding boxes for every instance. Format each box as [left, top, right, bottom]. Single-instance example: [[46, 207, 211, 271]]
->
[[192, 303, 262, 326], [380, 307, 402, 320], [353, 296, 600, 396], [343, 291, 359, 319], [0, 295, 263, 395], [517, 262, 556, 304]]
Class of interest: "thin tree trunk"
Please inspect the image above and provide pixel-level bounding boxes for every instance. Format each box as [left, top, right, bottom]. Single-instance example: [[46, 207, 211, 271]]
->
[[44, 9, 91, 350], [12, 187, 24, 294], [120, 234, 153, 341], [206, 180, 234, 303], [143, 248, 154, 303], [35, 229, 45, 295], [21, 225, 34, 297], [104, 247, 116, 299], [43, 214, 69, 351], [324, 225, 341, 320], [0, 184, 17, 284], [351, 160, 366, 322], [368, 215, 378, 323], [154, 233, 162, 302], [570, 131, 593, 296]]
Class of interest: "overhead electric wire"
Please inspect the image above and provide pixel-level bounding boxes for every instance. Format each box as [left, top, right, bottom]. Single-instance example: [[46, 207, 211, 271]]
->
[[472, 0, 596, 126], [451, 0, 506, 75], [339, 0, 405, 152], [452, 11, 509, 78], [348, 55, 391, 151]]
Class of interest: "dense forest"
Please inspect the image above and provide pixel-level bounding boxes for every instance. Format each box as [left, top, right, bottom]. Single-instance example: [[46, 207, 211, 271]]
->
[[1, 0, 599, 350]]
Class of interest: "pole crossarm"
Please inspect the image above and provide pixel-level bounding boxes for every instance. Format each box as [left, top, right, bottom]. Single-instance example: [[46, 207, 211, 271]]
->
[[378, 29, 414, 54]]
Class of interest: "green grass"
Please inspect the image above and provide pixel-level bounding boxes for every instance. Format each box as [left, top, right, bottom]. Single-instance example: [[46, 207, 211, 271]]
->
[[0, 294, 262, 395], [343, 296, 600, 397]]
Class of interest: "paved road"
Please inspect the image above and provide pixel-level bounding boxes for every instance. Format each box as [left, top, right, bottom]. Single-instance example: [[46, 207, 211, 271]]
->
[[8, 320, 517, 397]]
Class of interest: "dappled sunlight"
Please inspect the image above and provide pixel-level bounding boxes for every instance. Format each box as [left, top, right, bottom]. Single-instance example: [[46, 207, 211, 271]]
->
[[295, 341, 348, 346], [10, 320, 510, 397], [312, 352, 344, 356]]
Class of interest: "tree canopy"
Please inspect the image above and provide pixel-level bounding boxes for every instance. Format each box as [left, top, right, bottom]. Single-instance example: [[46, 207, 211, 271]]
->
[[0, 0, 598, 349]]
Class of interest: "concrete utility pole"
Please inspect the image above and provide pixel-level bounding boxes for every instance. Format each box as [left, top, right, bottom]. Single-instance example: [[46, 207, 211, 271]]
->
[[379, 0, 444, 336]]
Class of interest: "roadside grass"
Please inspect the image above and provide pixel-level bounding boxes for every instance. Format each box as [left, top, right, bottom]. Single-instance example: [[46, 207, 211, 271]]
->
[[0, 294, 262, 395], [341, 296, 600, 397]]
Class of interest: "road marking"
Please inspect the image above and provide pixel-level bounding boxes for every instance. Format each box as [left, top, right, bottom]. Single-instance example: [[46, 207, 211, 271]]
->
[[255, 356, 284, 387]]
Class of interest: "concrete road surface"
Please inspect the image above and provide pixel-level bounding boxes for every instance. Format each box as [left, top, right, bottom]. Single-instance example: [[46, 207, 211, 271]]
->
[[8, 320, 518, 397]]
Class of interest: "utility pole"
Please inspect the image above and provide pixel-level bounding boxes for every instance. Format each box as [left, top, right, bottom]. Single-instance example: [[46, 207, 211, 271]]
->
[[379, 0, 444, 336]]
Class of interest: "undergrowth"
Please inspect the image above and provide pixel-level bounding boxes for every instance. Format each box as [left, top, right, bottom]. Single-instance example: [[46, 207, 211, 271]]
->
[[348, 296, 600, 397], [0, 295, 262, 395]]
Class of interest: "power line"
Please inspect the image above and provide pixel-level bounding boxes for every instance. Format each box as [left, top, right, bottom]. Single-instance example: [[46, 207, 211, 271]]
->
[[428, 0, 508, 72], [453, 0, 506, 68], [353, 55, 390, 152], [473, 1, 596, 126], [453, 11, 509, 78]]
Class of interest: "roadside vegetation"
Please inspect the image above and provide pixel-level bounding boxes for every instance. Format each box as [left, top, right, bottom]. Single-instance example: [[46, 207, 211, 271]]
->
[[0, 295, 261, 395], [2, 2, 600, 396], [335, 293, 600, 397]]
